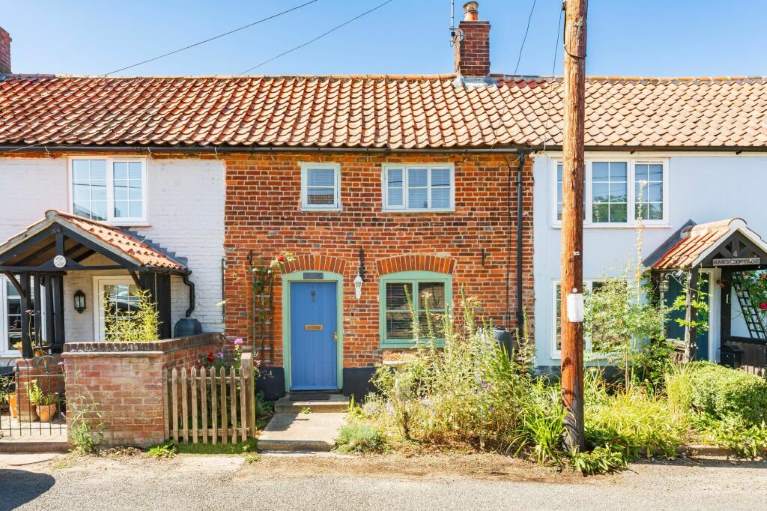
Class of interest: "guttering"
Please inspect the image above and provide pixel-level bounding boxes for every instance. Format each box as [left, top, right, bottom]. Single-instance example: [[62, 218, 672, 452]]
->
[[533, 144, 767, 154], [0, 144, 525, 154]]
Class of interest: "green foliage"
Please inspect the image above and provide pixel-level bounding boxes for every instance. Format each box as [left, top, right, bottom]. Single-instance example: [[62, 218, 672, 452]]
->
[[367, 296, 565, 460], [632, 338, 675, 392], [681, 362, 767, 425], [147, 440, 178, 459], [584, 277, 665, 387], [69, 398, 103, 455], [570, 444, 629, 476], [24, 379, 58, 406], [255, 392, 274, 430], [735, 270, 767, 318], [706, 416, 767, 459], [335, 422, 388, 454], [244, 452, 262, 464], [670, 284, 709, 334], [105, 288, 160, 342], [584, 370, 685, 460]]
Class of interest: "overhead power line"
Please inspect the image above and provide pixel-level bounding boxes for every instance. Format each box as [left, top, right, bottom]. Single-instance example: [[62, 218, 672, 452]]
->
[[551, 5, 563, 76], [240, 0, 395, 74], [513, 0, 537, 75], [103, 0, 320, 76]]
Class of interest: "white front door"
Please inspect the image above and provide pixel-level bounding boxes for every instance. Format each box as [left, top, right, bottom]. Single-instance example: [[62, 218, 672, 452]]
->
[[93, 276, 139, 341]]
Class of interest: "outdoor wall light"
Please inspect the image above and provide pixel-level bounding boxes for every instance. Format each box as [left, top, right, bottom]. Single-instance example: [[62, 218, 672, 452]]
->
[[74, 290, 86, 314], [354, 274, 364, 300]]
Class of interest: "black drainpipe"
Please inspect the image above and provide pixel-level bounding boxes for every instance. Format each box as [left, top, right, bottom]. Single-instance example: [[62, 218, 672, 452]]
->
[[513, 151, 528, 334], [181, 272, 196, 317]]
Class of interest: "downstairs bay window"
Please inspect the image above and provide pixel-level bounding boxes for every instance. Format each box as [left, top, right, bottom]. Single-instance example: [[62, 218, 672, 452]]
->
[[379, 271, 452, 347]]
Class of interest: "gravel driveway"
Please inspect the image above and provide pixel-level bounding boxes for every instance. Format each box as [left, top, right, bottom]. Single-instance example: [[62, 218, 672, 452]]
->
[[1, 452, 766, 511]]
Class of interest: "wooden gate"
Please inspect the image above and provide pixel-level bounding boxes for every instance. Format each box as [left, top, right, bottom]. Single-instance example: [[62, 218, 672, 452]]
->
[[166, 353, 256, 444]]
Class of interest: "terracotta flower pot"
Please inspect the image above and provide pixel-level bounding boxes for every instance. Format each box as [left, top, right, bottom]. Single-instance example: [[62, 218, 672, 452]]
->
[[8, 393, 18, 418], [36, 403, 57, 423]]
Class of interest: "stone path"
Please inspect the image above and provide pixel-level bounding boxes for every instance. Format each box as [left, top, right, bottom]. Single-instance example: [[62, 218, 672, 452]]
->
[[258, 394, 348, 451]]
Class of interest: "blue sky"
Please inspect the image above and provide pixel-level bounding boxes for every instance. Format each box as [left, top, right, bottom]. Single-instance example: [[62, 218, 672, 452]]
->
[[3, 0, 766, 77]]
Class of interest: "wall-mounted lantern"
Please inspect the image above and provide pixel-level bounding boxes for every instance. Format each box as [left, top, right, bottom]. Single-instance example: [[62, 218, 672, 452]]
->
[[354, 274, 363, 300], [74, 290, 86, 313]]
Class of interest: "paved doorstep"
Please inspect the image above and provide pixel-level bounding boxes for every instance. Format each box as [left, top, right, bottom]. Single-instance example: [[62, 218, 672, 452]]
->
[[258, 412, 346, 452]]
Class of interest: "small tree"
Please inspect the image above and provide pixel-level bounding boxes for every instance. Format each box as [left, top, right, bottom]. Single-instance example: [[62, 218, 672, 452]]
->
[[104, 289, 160, 342], [584, 220, 666, 387], [584, 276, 665, 388]]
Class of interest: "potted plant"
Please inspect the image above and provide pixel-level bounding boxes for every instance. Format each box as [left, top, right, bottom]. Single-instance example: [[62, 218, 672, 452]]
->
[[8, 391, 18, 418], [25, 379, 57, 422], [35, 392, 58, 423]]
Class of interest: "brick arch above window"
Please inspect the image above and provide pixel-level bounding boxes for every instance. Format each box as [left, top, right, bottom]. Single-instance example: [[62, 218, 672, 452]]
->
[[283, 254, 347, 275], [376, 254, 455, 276]]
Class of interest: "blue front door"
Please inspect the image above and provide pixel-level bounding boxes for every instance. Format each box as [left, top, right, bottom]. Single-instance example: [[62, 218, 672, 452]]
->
[[290, 281, 338, 390]]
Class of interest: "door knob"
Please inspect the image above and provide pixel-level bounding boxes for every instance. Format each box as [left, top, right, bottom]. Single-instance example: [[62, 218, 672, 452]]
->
[[332, 331, 338, 342]]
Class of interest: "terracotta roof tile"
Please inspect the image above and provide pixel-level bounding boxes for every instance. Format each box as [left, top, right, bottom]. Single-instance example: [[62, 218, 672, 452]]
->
[[652, 219, 743, 270], [1, 75, 767, 149]]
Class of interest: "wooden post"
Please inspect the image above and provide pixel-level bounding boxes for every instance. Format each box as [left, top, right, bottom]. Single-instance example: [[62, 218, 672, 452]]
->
[[241, 353, 256, 439], [560, 0, 588, 452]]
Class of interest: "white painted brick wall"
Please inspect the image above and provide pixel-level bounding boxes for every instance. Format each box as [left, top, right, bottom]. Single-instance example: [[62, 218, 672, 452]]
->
[[0, 156, 225, 357]]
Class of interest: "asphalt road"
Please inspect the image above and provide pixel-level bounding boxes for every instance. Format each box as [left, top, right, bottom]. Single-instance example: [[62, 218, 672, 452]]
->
[[1, 453, 766, 511]]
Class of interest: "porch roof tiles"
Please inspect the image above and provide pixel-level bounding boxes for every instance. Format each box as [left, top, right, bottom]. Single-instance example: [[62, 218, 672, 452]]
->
[[0, 210, 187, 272], [1, 75, 767, 150]]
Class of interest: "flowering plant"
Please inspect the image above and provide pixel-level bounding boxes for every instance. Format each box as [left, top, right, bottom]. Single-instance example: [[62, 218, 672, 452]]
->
[[268, 251, 296, 273], [198, 337, 244, 371]]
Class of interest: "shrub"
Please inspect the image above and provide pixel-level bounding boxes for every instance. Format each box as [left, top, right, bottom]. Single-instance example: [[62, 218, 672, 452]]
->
[[105, 289, 159, 342], [335, 423, 387, 454], [585, 371, 685, 459], [147, 440, 178, 459], [706, 417, 767, 459], [570, 444, 629, 476], [683, 363, 767, 425]]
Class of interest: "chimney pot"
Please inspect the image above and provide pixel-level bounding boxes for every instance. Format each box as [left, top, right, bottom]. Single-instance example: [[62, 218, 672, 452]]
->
[[463, 1, 479, 21], [0, 27, 11, 75]]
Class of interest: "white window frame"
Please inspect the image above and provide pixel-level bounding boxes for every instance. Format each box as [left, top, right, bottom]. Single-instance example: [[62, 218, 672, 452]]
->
[[68, 156, 149, 226], [381, 163, 455, 212], [550, 158, 669, 228], [0, 276, 21, 356], [92, 276, 140, 342], [300, 162, 342, 211], [551, 279, 610, 360]]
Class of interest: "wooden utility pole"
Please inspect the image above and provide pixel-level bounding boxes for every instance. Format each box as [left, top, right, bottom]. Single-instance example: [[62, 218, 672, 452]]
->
[[560, 0, 588, 451]]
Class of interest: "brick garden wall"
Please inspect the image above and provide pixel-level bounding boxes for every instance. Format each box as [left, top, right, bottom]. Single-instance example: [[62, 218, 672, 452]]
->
[[224, 151, 534, 374], [62, 333, 224, 447]]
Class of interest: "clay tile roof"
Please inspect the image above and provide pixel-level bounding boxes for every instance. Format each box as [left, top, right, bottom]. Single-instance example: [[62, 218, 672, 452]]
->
[[650, 218, 767, 270], [1, 75, 767, 150], [0, 210, 187, 272]]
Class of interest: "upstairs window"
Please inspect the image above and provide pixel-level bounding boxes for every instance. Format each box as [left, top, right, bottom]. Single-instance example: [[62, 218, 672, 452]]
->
[[553, 159, 667, 226], [70, 158, 147, 224], [383, 165, 454, 211], [300, 163, 341, 211], [591, 161, 628, 224]]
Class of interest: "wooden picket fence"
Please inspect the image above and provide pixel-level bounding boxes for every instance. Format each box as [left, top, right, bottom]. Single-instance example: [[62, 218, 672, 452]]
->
[[165, 352, 256, 444], [741, 364, 767, 379]]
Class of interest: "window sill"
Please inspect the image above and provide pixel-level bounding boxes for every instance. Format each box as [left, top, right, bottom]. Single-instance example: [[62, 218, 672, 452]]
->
[[379, 340, 445, 349], [551, 222, 670, 230], [300, 207, 342, 212], [382, 209, 455, 214]]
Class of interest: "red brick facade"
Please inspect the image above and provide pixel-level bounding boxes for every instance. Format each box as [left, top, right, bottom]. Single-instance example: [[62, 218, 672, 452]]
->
[[62, 333, 224, 447], [223, 152, 534, 382]]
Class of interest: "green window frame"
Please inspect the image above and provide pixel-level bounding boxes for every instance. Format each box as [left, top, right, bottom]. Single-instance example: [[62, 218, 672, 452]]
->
[[379, 271, 452, 348]]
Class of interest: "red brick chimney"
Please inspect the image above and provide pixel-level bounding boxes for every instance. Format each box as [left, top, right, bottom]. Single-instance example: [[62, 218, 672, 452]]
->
[[0, 27, 11, 75], [453, 2, 490, 77]]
